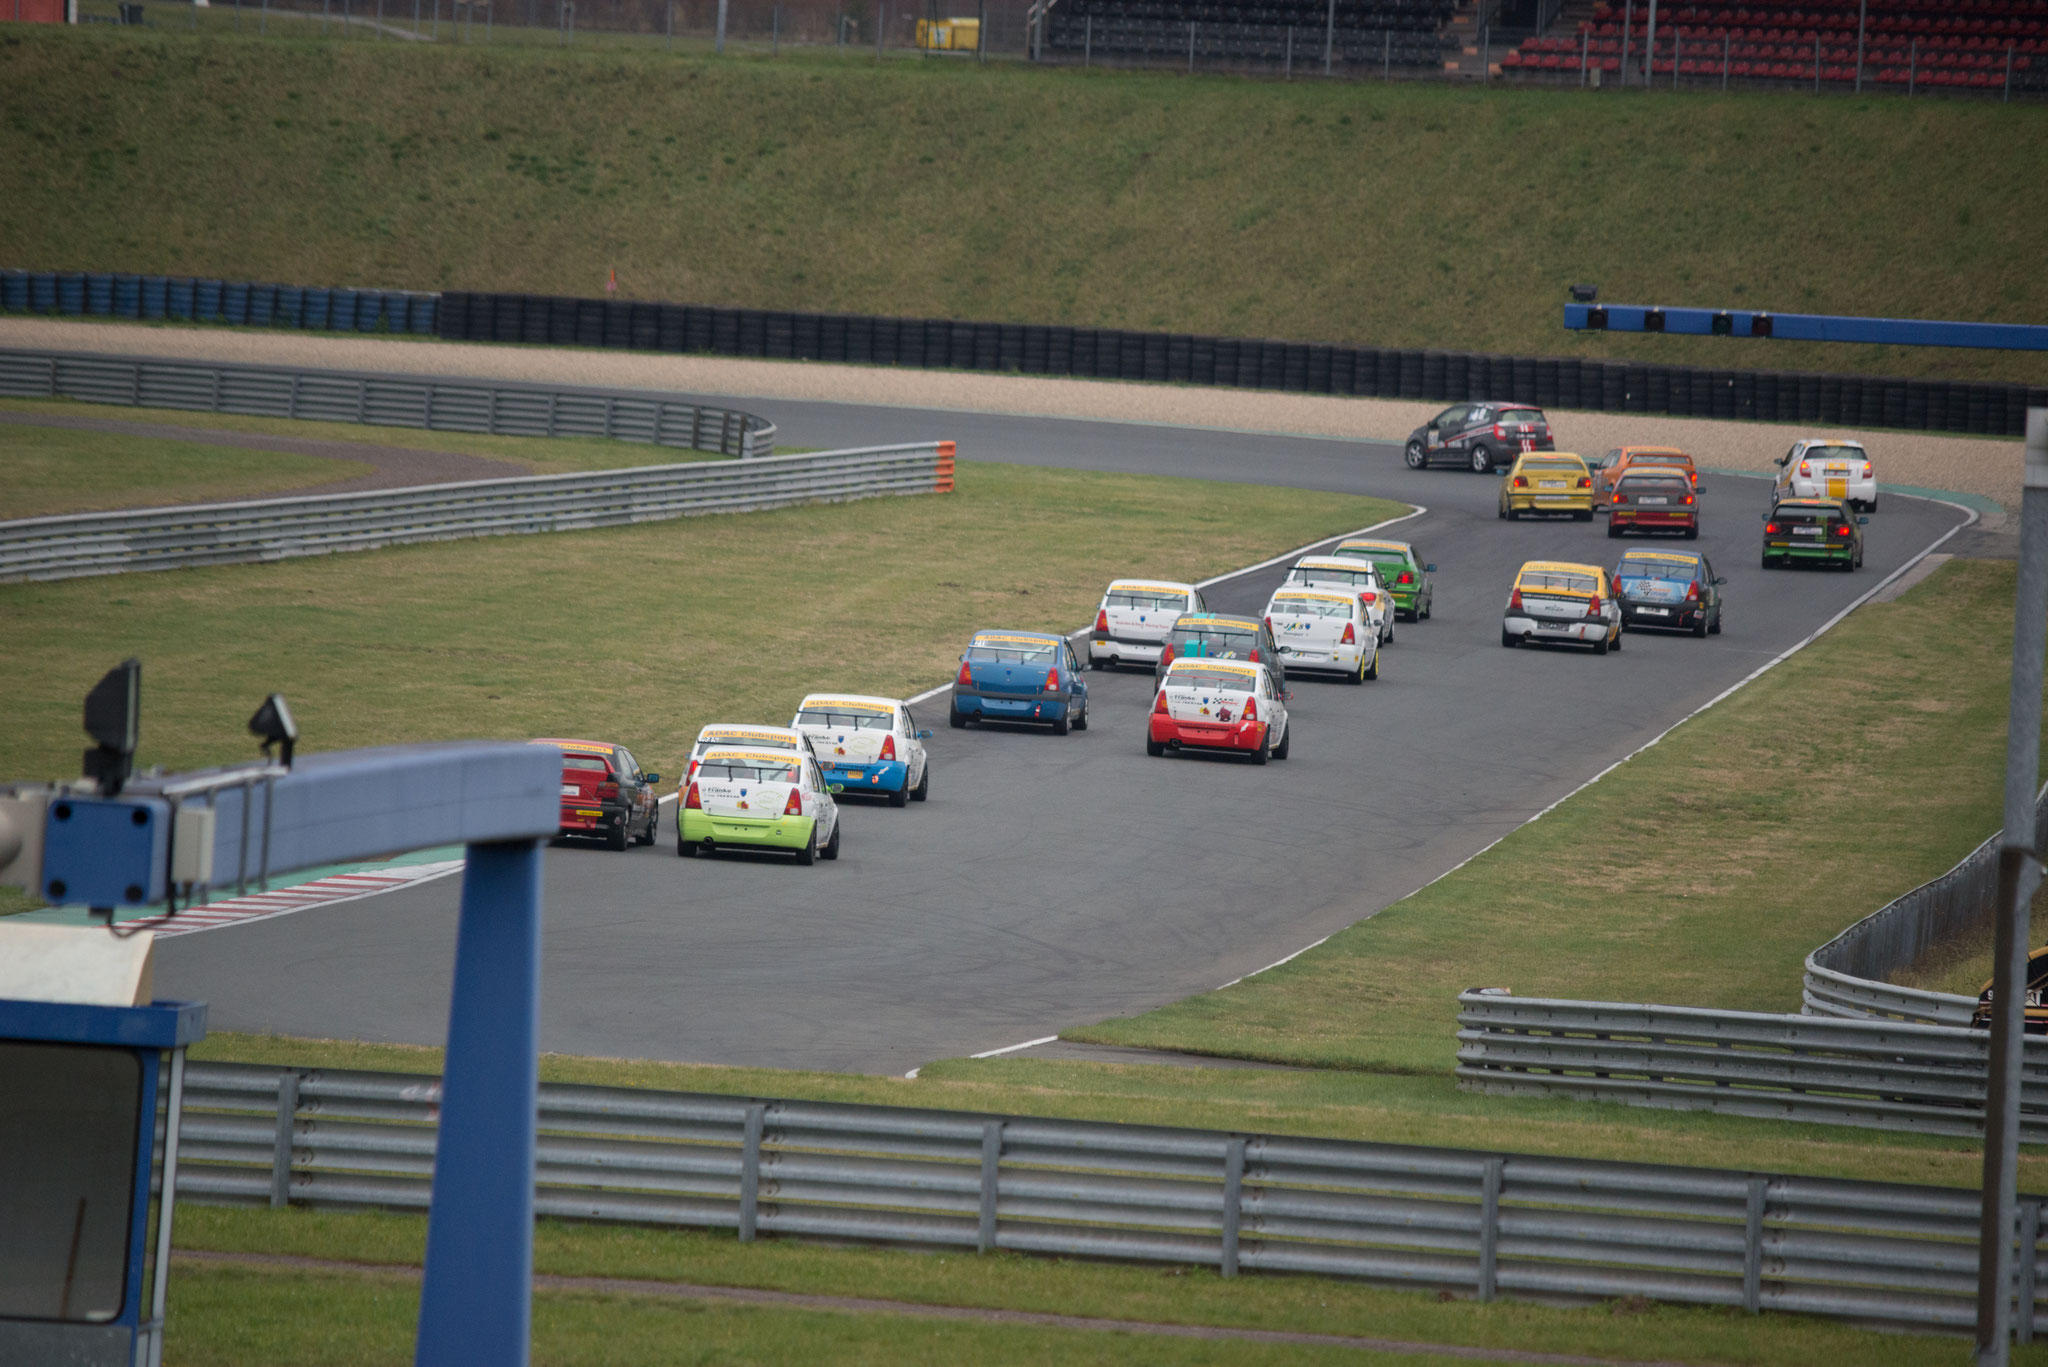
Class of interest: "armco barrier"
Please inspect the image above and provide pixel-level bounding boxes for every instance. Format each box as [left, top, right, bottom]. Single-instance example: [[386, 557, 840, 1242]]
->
[[1803, 786, 2048, 1027], [1457, 993, 2048, 1143], [0, 268, 435, 335], [177, 1059, 2048, 1334], [433, 288, 2048, 439], [0, 442, 952, 582], [0, 347, 776, 459]]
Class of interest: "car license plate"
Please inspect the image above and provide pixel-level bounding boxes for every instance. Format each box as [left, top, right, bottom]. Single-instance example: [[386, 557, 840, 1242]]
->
[[1540, 481, 1563, 489], [1639, 607, 1669, 616], [1537, 620, 1572, 631], [1639, 496, 1668, 505], [574, 808, 602, 817], [846, 769, 864, 780], [1794, 526, 1822, 537], [561, 784, 578, 796]]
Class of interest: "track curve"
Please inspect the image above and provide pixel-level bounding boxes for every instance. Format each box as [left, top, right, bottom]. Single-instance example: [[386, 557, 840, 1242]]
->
[[156, 399, 1971, 1073]]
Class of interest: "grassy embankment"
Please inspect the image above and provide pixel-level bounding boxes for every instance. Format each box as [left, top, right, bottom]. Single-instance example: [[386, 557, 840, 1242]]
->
[[0, 396, 749, 519], [3, 27, 2046, 387]]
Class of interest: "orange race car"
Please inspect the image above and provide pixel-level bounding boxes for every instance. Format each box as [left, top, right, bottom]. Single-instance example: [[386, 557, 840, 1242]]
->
[[1591, 447, 1700, 508]]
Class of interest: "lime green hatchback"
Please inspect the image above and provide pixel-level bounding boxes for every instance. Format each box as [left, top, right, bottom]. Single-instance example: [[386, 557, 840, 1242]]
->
[[1332, 539, 1435, 621]]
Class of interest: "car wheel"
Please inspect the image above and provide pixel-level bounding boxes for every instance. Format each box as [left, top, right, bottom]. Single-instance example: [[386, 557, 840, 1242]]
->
[[1497, 501, 1508, 521], [820, 819, 841, 860], [1421, 595, 1432, 620], [1610, 625, 1622, 652], [676, 834, 697, 858], [1575, 510, 1593, 522], [1146, 738, 1166, 757], [1710, 609, 1723, 636], [1470, 445, 1494, 473], [1607, 522, 1622, 539], [889, 782, 908, 808], [636, 808, 656, 845], [949, 708, 967, 729], [1250, 732, 1271, 765], [607, 818, 629, 852], [1501, 628, 1517, 648], [1593, 631, 1610, 656], [1273, 721, 1292, 760], [1761, 552, 1776, 570], [1693, 613, 1708, 639], [1089, 657, 1104, 671], [796, 827, 817, 866], [1073, 700, 1089, 731], [1684, 525, 1699, 540], [1404, 440, 1427, 469], [1364, 652, 1380, 680], [1384, 618, 1395, 644], [1347, 656, 1365, 685], [1051, 714, 1070, 736], [911, 763, 930, 802]]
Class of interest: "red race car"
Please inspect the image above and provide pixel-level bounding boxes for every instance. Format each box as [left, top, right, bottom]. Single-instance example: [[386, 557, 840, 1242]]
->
[[1606, 468, 1699, 539], [532, 738, 661, 850]]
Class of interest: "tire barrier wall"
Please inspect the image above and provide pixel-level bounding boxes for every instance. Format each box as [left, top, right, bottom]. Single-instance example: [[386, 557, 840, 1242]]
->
[[436, 289, 2048, 439], [1457, 992, 2048, 1143], [178, 1059, 2047, 1334], [0, 347, 777, 458], [0, 268, 436, 336], [1803, 785, 2048, 1026]]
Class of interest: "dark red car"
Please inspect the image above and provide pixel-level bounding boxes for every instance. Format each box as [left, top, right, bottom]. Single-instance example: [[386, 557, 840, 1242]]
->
[[1607, 469, 1699, 539], [532, 738, 660, 850]]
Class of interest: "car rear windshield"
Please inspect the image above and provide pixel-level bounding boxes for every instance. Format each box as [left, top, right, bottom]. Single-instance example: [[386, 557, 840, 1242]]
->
[[1105, 590, 1187, 611], [1774, 507, 1841, 526], [1172, 624, 1257, 652], [968, 643, 1058, 663], [699, 760, 800, 783], [1619, 474, 1690, 491], [1617, 556, 1697, 581], [1630, 453, 1692, 467], [1805, 446, 1864, 464], [1495, 408, 1545, 426], [1518, 571, 1597, 595], [694, 735, 792, 757], [562, 754, 612, 772], [1269, 598, 1352, 619], [1287, 565, 1373, 586], [1347, 550, 1410, 571], [1166, 667, 1259, 692], [797, 708, 891, 731]]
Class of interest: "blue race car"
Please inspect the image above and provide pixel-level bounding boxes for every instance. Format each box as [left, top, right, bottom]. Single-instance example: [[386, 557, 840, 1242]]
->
[[949, 629, 1090, 735]]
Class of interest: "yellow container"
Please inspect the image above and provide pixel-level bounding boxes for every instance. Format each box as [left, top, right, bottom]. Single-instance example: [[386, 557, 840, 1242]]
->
[[916, 16, 980, 49]]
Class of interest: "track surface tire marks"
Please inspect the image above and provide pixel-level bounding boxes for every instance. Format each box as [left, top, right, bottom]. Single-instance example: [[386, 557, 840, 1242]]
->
[[156, 407, 1967, 1073]]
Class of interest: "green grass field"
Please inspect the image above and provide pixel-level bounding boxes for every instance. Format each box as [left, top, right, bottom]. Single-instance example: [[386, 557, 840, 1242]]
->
[[3, 28, 2045, 387]]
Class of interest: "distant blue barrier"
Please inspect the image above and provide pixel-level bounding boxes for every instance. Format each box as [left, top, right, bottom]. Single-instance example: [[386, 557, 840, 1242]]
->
[[0, 268, 438, 337], [1565, 302, 2048, 352]]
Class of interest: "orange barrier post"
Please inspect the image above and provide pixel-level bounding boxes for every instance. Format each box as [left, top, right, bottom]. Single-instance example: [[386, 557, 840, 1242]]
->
[[934, 441, 956, 493]]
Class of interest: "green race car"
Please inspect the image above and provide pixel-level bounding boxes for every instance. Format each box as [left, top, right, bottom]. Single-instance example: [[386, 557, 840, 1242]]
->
[[1332, 538, 1435, 621], [1761, 497, 1866, 571], [678, 746, 845, 864]]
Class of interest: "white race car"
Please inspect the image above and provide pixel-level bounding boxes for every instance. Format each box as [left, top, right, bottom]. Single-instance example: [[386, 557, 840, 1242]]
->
[[1262, 587, 1380, 683], [682, 724, 821, 792], [1281, 556, 1393, 644], [1773, 438, 1876, 513], [1146, 657, 1292, 764], [791, 693, 933, 808], [1090, 578, 1206, 669], [678, 744, 842, 864]]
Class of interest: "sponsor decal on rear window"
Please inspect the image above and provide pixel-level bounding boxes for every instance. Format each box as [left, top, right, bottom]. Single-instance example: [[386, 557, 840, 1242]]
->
[[562, 754, 612, 771], [973, 632, 1060, 647], [1169, 659, 1259, 678], [1517, 570, 1598, 595], [1110, 582, 1193, 597], [800, 698, 892, 713], [1272, 591, 1355, 605], [701, 727, 797, 743], [701, 750, 805, 768]]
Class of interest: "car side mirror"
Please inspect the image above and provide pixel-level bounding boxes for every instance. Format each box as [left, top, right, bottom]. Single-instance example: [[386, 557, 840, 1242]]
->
[[1281, 690, 1295, 702], [1424, 564, 1437, 573], [1759, 511, 1769, 521], [643, 773, 661, 785], [1713, 576, 1727, 586], [1858, 516, 1870, 525], [916, 729, 933, 740], [828, 783, 845, 794]]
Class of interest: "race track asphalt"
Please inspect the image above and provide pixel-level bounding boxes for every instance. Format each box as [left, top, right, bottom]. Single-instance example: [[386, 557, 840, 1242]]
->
[[156, 400, 1972, 1074]]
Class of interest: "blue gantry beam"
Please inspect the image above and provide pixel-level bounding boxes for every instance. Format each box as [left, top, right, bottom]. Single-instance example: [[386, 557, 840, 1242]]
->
[[1563, 303, 2048, 352]]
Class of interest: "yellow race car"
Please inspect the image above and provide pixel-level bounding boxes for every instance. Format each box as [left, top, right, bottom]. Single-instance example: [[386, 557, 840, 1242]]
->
[[1499, 452, 1594, 522]]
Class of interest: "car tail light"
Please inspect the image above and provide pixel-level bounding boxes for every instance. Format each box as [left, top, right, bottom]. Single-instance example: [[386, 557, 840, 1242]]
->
[[783, 787, 803, 816], [1577, 476, 1591, 489], [956, 659, 973, 686], [597, 781, 619, 800], [1248, 648, 1261, 661], [1689, 470, 1699, 485], [1159, 642, 1177, 667], [1095, 608, 1109, 633], [1493, 424, 1506, 440], [1513, 475, 1529, 488], [1798, 461, 1811, 477], [1862, 461, 1873, 478], [1586, 595, 1604, 618], [686, 759, 700, 783], [1686, 581, 1700, 601], [1153, 690, 1170, 715], [1340, 621, 1356, 645], [1397, 571, 1413, 585], [1613, 492, 1628, 505], [1360, 591, 1378, 606], [1835, 523, 1854, 537], [1263, 615, 1274, 638], [1683, 494, 1695, 505], [1044, 666, 1060, 693], [1509, 588, 1524, 612], [1241, 696, 1258, 722], [880, 733, 897, 761], [683, 783, 702, 810], [1765, 521, 1781, 534]]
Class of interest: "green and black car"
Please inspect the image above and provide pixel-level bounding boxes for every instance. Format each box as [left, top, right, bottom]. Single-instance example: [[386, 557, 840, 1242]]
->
[[1332, 539, 1435, 622], [1761, 497, 1866, 570]]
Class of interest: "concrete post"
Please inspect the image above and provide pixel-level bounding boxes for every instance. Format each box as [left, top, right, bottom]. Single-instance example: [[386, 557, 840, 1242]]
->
[[1644, 0, 1656, 86], [1854, 0, 1866, 93], [1322, 0, 1333, 75]]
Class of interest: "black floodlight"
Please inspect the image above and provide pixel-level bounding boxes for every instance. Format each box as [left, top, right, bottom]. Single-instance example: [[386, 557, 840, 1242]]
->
[[1568, 283, 1600, 303], [82, 659, 141, 796], [249, 693, 299, 768], [1585, 306, 1609, 330], [1752, 313, 1774, 339], [1642, 308, 1666, 333], [1711, 311, 1734, 336]]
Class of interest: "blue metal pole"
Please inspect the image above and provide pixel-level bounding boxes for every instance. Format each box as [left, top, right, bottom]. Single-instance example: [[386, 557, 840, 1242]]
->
[[415, 839, 543, 1367]]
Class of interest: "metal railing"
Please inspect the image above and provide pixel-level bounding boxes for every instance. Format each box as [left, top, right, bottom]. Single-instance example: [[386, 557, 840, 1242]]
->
[[0, 442, 954, 582], [1456, 993, 2048, 1142], [176, 1060, 2047, 1334], [0, 347, 776, 458], [1804, 787, 2048, 1026]]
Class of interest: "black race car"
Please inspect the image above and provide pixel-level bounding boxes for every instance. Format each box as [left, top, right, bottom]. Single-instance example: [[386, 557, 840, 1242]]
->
[[1405, 402, 1554, 473]]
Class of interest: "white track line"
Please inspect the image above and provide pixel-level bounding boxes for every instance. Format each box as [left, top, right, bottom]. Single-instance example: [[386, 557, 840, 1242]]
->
[[968, 1034, 1061, 1060]]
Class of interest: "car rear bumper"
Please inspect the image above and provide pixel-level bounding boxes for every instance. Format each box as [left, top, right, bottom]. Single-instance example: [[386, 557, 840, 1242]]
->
[[1621, 601, 1706, 629], [1504, 613, 1606, 643], [1765, 541, 1854, 561], [558, 800, 628, 835], [679, 809, 815, 851], [1508, 494, 1591, 513], [1149, 716, 1267, 753], [822, 760, 909, 792], [1089, 637, 1165, 663], [1275, 642, 1368, 674], [1789, 478, 1876, 504], [954, 690, 1071, 723], [1610, 511, 1697, 529]]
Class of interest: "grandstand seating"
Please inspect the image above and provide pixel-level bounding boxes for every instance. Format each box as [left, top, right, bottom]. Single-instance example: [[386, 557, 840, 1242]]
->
[[1498, 1, 2047, 90], [1045, 0, 1459, 68]]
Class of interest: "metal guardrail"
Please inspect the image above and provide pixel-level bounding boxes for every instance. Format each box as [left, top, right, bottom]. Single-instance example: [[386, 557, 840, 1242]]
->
[[1804, 787, 2048, 1026], [1456, 993, 2048, 1143], [178, 1060, 2048, 1334], [0, 346, 776, 458], [0, 441, 954, 582]]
